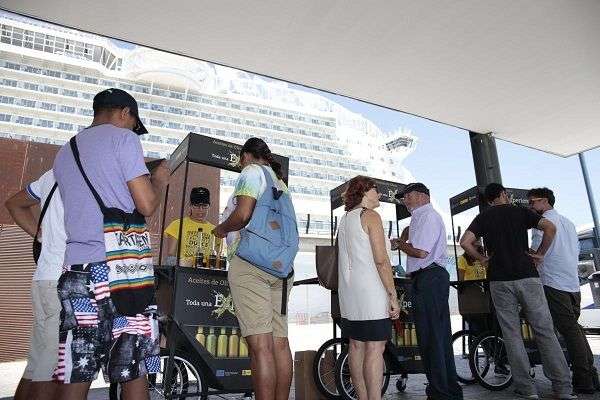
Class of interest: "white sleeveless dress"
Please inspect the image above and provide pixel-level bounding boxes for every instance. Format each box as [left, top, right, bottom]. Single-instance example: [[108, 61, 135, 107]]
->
[[337, 208, 392, 341]]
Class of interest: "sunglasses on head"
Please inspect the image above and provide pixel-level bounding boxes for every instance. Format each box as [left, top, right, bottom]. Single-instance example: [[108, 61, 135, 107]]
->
[[368, 184, 380, 194]]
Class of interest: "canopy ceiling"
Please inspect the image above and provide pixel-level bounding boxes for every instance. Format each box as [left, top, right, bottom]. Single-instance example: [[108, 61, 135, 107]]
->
[[2, 0, 600, 157]]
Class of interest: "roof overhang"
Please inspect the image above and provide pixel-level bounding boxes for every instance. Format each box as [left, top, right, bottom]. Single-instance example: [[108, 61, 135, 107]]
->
[[2, 0, 599, 157]]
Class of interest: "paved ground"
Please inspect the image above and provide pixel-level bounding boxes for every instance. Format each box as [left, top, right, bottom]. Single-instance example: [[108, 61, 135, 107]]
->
[[2, 336, 599, 399]]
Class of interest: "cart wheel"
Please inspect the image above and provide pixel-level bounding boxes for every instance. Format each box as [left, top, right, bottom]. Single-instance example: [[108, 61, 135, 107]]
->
[[469, 332, 513, 391], [334, 349, 390, 400], [149, 354, 203, 399], [312, 337, 348, 399], [395, 375, 407, 392], [451, 329, 477, 384]]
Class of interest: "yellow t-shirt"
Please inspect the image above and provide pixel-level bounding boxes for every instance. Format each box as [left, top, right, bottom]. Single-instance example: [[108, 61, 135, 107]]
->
[[457, 255, 487, 280], [164, 217, 222, 265]]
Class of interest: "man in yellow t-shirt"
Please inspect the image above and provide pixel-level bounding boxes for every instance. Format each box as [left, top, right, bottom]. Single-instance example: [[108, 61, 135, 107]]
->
[[164, 187, 222, 266]]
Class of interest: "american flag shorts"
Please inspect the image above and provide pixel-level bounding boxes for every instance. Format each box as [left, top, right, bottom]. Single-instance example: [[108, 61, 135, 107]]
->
[[54, 261, 160, 384]]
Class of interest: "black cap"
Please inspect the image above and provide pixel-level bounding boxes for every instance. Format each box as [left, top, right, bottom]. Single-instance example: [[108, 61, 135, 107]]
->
[[190, 187, 210, 205], [397, 182, 430, 199], [93, 88, 148, 135]]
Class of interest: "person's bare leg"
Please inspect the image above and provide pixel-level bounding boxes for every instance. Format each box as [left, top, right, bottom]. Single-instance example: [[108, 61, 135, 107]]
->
[[349, 339, 367, 400], [29, 381, 59, 400], [52, 381, 92, 400], [363, 341, 386, 400], [13, 378, 32, 400], [121, 376, 149, 400], [246, 333, 276, 400], [273, 337, 293, 400]]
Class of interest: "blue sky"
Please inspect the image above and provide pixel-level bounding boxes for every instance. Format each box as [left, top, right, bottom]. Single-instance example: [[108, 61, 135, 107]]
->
[[296, 86, 600, 230]]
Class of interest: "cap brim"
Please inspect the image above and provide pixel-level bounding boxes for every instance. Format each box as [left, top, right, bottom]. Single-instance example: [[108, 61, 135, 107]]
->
[[133, 115, 148, 135]]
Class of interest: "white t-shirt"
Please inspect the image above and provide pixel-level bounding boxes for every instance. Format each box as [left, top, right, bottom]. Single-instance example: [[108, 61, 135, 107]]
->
[[531, 209, 580, 292], [26, 170, 66, 281]]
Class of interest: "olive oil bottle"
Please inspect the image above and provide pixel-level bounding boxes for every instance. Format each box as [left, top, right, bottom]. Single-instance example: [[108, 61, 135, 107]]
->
[[239, 336, 249, 357], [404, 324, 411, 346], [206, 327, 217, 356], [195, 326, 205, 346], [228, 328, 240, 357], [208, 235, 218, 269], [194, 229, 205, 268], [217, 327, 228, 357], [410, 324, 418, 346]]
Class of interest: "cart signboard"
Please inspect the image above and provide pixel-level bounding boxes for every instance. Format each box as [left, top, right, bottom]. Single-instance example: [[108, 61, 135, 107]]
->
[[329, 177, 409, 219], [450, 185, 530, 216], [173, 269, 238, 326], [169, 133, 290, 183]]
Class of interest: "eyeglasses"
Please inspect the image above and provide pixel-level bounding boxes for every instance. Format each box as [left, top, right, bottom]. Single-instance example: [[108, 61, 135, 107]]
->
[[191, 204, 210, 209], [528, 198, 544, 206]]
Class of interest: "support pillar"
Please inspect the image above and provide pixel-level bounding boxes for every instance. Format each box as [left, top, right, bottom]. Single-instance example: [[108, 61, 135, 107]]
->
[[469, 131, 502, 187], [578, 152, 600, 248]]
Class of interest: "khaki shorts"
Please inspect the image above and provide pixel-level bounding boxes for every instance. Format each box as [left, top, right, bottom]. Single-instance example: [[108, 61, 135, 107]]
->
[[23, 280, 60, 381], [228, 256, 293, 338]]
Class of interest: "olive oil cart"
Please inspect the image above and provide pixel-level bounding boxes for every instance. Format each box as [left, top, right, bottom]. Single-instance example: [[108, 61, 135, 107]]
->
[[112, 133, 290, 399]]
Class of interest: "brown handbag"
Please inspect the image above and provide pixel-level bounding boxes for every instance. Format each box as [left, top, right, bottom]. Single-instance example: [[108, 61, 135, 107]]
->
[[316, 238, 338, 290]]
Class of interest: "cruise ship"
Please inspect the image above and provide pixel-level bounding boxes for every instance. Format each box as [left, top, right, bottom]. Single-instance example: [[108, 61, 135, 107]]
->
[[0, 10, 418, 233]]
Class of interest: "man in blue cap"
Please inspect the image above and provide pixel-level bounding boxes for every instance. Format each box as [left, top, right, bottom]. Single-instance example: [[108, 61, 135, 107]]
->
[[53, 88, 168, 399]]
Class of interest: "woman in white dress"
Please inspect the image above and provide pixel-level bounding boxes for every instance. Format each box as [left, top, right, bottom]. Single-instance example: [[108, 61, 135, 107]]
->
[[338, 176, 400, 400]]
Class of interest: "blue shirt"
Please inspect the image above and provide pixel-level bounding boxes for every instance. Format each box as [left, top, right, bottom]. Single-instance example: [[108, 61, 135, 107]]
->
[[531, 209, 580, 292]]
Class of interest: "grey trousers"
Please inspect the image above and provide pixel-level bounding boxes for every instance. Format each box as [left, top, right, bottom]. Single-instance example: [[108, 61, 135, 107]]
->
[[490, 278, 572, 396]]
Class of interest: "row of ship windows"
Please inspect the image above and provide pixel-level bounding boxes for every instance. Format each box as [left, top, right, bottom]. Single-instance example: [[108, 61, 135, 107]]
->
[[0, 113, 85, 132], [0, 25, 122, 70], [0, 92, 344, 155], [0, 78, 336, 142], [0, 112, 366, 173], [141, 106, 335, 141], [0, 61, 336, 127], [143, 124, 343, 155]]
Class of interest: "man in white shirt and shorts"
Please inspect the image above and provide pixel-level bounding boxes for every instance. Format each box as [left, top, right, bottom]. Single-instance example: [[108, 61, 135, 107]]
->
[[5, 169, 66, 400]]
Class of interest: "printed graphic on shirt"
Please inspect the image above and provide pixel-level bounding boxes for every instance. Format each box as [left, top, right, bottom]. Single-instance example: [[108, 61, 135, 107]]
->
[[164, 218, 221, 263]]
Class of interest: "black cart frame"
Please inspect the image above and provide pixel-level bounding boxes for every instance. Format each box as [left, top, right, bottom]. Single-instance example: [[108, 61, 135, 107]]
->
[[156, 133, 290, 399]]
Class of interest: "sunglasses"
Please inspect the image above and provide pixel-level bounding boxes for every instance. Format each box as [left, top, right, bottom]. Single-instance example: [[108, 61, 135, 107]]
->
[[528, 198, 544, 206]]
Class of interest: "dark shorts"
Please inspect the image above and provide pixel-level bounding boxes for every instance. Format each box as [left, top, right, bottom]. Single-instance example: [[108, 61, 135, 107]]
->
[[341, 318, 391, 342], [53, 262, 160, 384]]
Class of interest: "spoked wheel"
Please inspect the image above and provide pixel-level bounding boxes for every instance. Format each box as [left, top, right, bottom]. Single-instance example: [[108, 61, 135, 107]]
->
[[109, 354, 204, 400], [469, 332, 512, 391], [451, 329, 477, 384], [312, 337, 349, 399], [334, 349, 390, 400]]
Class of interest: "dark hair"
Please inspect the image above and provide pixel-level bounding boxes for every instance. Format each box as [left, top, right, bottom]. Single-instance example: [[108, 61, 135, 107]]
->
[[92, 104, 126, 117], [343, 176, 376, 211], [240, 137, 283, 179], [527, 187, 555, 206], [484, 183, 506, 203]]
